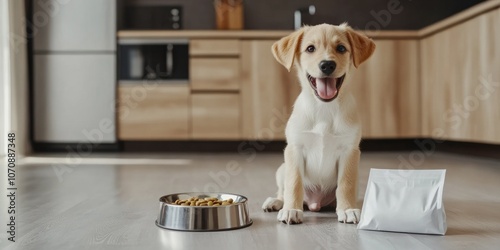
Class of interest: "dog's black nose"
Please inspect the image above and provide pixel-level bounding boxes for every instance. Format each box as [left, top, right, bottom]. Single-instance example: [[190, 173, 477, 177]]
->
[[319, 60, 336, 75]]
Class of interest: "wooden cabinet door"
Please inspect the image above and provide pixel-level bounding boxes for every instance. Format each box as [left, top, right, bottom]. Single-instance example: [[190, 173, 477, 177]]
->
[[190, 58, 240, 91], [349, 39, 420, 138], [118, 84, 189, 140], [420, 9, 500, 143], [240, 40, 300, 140], [191, 93, 240, 139]]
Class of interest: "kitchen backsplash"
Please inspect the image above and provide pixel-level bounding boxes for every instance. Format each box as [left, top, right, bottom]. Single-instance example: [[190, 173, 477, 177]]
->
[[120, 0, 484, 30]]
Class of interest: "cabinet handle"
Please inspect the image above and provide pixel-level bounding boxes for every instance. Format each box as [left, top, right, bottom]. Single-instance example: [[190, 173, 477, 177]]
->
[[166, 44, 173, 76]]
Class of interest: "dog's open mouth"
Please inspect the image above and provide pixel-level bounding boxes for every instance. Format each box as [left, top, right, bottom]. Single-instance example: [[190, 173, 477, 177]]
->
[[307, 73, 346, 102]]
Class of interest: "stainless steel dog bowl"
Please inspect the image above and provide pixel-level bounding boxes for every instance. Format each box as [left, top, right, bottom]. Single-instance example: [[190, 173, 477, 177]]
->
[[156, 192, 252, 231]]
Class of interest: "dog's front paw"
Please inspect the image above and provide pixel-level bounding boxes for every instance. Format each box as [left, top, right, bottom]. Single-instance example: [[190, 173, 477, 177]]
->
[[262, 197, 284, 212], [337, 208, 360, 224], [277, 209, 303, 224]]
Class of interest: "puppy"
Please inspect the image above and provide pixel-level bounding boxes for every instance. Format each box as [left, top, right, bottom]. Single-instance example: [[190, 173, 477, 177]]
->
[[262, 23, 375, 224]]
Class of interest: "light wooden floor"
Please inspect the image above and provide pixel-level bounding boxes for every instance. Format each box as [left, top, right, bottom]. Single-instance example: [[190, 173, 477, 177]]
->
[[1, 152, 500, 250]]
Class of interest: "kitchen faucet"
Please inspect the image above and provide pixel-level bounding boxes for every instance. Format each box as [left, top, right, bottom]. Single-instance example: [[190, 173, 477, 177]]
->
[[294, 5, 316, 29]]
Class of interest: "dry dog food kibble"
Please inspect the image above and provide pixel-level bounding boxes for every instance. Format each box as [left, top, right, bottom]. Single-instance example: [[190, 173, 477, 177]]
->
[[174, 197, 235, 206]]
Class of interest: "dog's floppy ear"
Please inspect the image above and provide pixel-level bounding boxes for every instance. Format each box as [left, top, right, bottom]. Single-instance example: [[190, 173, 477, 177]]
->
[[272, 28, 306, 71], [346, 27, 376, 68]]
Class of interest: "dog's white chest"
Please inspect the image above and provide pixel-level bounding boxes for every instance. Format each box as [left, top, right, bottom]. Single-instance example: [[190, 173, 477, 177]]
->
[[294, 129, 355, 189]]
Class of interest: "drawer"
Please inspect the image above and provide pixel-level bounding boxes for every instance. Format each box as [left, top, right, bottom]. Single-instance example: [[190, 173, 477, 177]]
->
[[190, 58, 240, 91], [191, 93, 240, 139], [189, 39, 240, 56], [118, 84, 189, 140]]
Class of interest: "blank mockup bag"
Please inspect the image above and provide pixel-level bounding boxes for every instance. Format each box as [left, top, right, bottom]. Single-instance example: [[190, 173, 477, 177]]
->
[[357, 169, 447, 235]]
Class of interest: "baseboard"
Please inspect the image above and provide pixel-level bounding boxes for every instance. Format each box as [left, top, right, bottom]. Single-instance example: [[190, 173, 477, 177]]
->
[[121, 140, 287, 153], [363, 138, 500, 160], [32, 142, 120, 153], [31, 139, 499, 160], [121, 139, 423, 153], [435, 140, 500, 160], [360, 138, 420, 151]]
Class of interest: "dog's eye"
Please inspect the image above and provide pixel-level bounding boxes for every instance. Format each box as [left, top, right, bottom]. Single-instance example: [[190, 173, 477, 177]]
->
[[306, 45, 315, 53], [336, 45, 347, 53]]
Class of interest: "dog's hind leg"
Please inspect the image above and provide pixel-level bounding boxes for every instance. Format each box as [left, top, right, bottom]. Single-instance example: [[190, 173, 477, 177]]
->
[[262, 163, 285, 212]]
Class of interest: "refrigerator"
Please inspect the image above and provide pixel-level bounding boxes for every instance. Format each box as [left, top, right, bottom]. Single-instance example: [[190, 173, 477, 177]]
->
[[32, 0, 116, 146]]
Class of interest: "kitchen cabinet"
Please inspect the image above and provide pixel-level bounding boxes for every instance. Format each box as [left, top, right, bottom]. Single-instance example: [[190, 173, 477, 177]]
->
[[118, 39, 243, 141], [189, 39, 242, 139], [420, 8, 500, 144], [190, 58, 240, 91], [240, 40, 300, 140], [118, 84, 190, 140], [191, 93, 240, 139], [189, 39, 240, 56], [349, 39, 420, 138], [116, 32, 423, 141]]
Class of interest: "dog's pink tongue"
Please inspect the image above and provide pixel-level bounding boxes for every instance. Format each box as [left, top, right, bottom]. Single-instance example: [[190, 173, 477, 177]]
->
[[316, 78, 337, 99]]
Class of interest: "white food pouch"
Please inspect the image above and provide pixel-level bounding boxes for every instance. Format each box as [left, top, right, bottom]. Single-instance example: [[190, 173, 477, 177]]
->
[[357, 169, 447, 235]]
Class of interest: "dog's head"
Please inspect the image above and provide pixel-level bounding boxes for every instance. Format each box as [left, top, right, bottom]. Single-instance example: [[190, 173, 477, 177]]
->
[[272, 23, 375, 102]]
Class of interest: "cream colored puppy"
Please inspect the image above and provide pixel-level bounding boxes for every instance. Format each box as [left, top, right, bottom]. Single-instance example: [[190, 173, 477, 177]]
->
[[262, 23, 375, 224]]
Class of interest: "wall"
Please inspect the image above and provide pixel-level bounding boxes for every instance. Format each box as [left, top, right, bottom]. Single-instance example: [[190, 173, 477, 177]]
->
[[0, 0, 6, 158], [122, 0, 484, 30], [1, 0, 30, 157]]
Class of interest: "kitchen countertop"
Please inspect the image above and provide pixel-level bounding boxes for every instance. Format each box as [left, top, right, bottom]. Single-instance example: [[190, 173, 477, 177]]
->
[[117, 30, 420, 40], [117, 0, 499, 40]]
